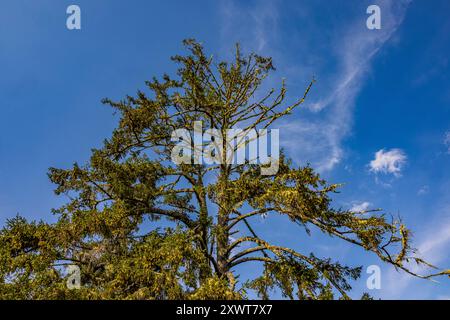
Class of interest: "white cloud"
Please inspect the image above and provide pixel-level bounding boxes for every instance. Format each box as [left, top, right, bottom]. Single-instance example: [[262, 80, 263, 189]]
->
[[219, 1, 412, 172], [350, 201, 371, 212], [221, 0, 410, 172], [369, 148, 407, 177], [286, 0, 412, 172]]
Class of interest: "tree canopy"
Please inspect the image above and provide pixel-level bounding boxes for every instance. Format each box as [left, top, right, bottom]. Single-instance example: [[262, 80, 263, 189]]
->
[[0, 39, 448, 300]]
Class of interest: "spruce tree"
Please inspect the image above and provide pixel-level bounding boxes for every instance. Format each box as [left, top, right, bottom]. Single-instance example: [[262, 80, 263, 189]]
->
[[0, 39, 447, 299]]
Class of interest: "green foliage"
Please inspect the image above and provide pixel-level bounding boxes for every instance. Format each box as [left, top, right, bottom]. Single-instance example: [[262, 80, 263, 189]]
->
[[0, 39, 447, 300]]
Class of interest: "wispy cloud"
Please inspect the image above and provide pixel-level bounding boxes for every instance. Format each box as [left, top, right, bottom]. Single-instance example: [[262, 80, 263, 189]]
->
[[369, 148, 407, 177], [383, 204, 450, 298], [218, 0, 411, 173], [219, 0, 278, 54], [417, 219, 450, 264], [350, 201, 371, 212], [417, 185, 430, 196], [304, 0, 411, 171], [444, 131, 450, 153]]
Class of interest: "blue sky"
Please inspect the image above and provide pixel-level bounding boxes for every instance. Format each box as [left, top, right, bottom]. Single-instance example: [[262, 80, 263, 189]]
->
[[1, 0, 449, 299]]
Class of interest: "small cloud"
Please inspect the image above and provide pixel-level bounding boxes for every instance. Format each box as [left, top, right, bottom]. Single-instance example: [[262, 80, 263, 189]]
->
[[417, 185, 430, 196], [369, 148, 407, 177], [350, 201, 371, 212]]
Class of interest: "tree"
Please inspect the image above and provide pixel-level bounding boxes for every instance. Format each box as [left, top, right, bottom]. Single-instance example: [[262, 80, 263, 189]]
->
[[0, 39, 447, 300]]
